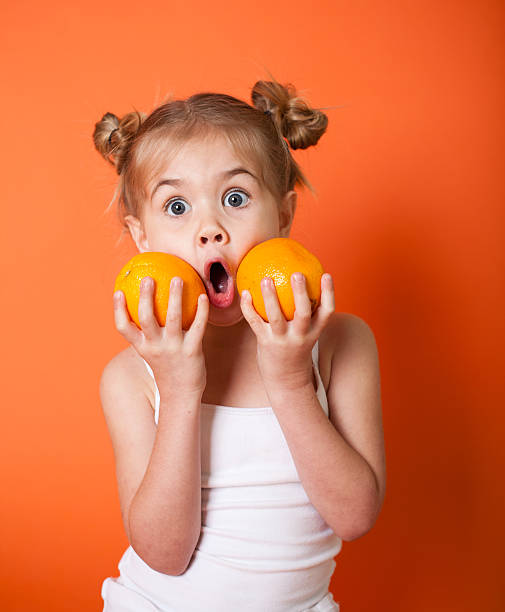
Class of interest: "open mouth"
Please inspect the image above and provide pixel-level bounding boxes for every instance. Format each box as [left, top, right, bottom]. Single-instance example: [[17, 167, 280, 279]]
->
[[204, 259, 235, 308]]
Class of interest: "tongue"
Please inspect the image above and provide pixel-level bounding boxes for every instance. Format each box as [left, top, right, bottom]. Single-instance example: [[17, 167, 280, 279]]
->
[[208, 263, 234, 308], [212, 268, 228, 293], [208, 281, 234, 308]]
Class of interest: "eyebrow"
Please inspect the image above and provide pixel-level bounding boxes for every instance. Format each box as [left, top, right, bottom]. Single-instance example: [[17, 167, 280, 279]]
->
[[151, 167, 258, 200]]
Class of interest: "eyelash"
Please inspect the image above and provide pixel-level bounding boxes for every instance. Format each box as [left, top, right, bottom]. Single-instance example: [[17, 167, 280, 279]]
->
[[162, 188, 251, 216]]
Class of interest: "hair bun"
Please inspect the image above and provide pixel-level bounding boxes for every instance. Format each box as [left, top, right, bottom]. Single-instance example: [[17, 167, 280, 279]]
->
[[251, 79, 328, 150], [92, 110, 146, 174]]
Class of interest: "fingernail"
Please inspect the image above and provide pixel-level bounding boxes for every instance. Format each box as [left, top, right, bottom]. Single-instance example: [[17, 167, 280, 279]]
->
[[293, 273, 303, 283]]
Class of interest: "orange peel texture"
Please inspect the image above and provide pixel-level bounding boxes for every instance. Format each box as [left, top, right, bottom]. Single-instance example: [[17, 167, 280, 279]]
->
[[236, 238, 324, 322], [114, 252, 206, 330]]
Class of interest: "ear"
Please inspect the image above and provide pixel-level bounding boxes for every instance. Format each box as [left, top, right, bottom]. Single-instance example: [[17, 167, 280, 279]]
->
[[124, 215, 150, 252], [278, 190, 297, 237]]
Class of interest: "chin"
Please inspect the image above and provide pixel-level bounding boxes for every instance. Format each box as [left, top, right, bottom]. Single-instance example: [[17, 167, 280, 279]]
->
[[208, 309, 244, 327]]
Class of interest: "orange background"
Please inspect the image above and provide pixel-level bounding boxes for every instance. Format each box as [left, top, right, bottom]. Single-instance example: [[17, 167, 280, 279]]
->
[[2, 1, 504, 610]]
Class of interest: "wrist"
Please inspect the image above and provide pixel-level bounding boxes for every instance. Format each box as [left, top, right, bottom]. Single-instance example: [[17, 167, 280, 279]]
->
[[157, 384, 204, 406], [258, 351, 314, 394], [153, 370, 205, 400], [260, 363, 313, 395], [263, 376, 314, 400]]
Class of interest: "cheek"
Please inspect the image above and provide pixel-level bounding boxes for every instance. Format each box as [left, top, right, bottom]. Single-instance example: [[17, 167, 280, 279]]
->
[[255, 217, 281, 242], [248, 208, 281, 236], [142, 221, 173, 251]]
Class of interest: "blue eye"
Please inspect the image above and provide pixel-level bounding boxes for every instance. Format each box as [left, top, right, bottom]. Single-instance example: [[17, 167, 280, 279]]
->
[[165, 199, 190, 216], [224, 189, 249, 208]]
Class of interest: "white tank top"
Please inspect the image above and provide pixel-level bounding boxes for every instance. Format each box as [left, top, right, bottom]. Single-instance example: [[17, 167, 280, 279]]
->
[[104, 340, 342, 611]]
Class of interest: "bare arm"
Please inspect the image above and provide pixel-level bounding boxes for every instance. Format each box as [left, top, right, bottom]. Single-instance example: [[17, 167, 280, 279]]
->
[[100, 355, 203, 574], [240, 274, 386, 542], [101, 276, 209, 575], [129, 387, 203, 574], [264, 314, 386, 541]]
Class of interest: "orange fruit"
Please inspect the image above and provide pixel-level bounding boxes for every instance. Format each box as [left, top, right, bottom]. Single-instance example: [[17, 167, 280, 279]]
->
[[236, 237, 324, 322], [114, 252, 206, 330]]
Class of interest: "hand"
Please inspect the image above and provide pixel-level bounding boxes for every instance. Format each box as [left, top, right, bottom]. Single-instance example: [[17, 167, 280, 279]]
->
[[113, 276, 209, 397], [240, 272, 335, 390]]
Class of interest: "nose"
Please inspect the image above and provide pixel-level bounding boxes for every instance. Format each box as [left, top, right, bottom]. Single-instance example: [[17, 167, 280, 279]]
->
[[198, 221, 229, 246]]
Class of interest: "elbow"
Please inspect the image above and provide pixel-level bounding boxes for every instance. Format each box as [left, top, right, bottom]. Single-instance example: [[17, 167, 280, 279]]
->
[[340, 517, 377, 542], [128, 510, 200, 576], [130, 539, 196, 576], [129, 526, 199, 576], [147, 559, 190, 576], [161, 548, 196, 576], [337, 490, 385, 543], [153, 557, 193, 576]]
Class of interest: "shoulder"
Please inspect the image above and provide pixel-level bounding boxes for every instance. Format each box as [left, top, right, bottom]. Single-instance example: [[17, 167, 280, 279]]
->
[[320, 312, 378, 355], [318, 312, 379, 388], [318, 311, 382, 435], [321, 311, 380, 402], [99, 346, 156, 418]]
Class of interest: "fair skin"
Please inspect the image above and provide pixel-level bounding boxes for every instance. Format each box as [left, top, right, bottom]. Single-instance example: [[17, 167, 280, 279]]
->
[[100, 131, 386, 575]]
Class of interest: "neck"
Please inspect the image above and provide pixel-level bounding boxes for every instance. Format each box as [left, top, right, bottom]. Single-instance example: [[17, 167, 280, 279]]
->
[[203, 317, 254, 350]]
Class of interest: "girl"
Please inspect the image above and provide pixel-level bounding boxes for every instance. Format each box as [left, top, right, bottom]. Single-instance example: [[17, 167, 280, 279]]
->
[[93, 79, 386, 612]]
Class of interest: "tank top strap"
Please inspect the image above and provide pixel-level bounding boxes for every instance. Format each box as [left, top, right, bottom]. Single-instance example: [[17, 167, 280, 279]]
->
[[311, 339, 320, 368], [312, 340, 329, 417], [142, 358, 160, 424]]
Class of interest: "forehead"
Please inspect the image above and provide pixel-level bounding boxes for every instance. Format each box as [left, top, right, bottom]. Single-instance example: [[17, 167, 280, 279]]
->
[[151, 132, 261, 186]]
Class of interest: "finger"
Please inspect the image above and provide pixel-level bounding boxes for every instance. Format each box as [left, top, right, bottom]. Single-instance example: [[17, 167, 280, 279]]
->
[[291, 272, 312, 334], [312, 273, 336, 331], [164, 277, 183, 332], [137, 277, 160, 338], [320, 273, 336, 312], [240, 289, 266, 336], [261, 277, 287, 334], [185, 292, 209, 343], [113, 290, 142, 345]]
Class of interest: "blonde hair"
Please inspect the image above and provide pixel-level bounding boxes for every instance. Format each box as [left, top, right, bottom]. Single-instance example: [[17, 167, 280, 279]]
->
[[93, 78, 330, 238]]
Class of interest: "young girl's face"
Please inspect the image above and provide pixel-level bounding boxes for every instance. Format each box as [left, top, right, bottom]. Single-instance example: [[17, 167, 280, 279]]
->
[[125, 132, 297, 327]]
